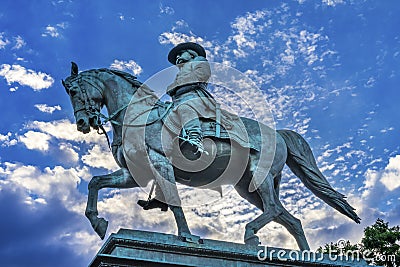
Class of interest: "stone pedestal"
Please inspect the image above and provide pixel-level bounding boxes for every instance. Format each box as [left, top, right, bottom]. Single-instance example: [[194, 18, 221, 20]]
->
[[89, 229, 370, 267]]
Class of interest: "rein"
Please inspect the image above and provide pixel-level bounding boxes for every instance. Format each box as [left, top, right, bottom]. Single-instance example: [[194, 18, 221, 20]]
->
[[73, 74, 173, 149], [123, 101, 173, 128]]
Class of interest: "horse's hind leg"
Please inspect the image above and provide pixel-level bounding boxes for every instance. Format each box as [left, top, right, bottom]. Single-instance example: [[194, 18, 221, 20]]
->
[[274, 210, 310, 250], [85, 168, 137, 239], [236, 174, 310, 250], [243, 173, 284, 245]]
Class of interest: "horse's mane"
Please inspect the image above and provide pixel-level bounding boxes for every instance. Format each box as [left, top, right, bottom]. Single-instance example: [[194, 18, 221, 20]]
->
[[78, 68, 158, 99], [103, 68, 157, 96]]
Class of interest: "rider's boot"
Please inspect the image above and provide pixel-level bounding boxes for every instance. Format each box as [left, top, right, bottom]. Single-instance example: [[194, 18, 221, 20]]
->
[[181, 119, 208, 155], [137, 186, 168, 212], [186, 130, 205, 154], [137, 198, 168, 212]]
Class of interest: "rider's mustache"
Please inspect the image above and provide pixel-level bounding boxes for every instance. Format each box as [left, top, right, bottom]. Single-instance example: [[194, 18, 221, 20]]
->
[[176, 57, 190, 64]]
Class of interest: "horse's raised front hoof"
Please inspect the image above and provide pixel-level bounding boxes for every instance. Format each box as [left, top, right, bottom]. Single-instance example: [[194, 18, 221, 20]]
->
[[94, 217, 108, 240], [179, 232, 202, 244], [244, 235, 260, 246]]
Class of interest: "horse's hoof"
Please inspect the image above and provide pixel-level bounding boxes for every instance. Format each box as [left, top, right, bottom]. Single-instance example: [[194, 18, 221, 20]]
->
[[94, 218, 108, 240], [180, 232, 201, 244], [244, 235, 260, 246]]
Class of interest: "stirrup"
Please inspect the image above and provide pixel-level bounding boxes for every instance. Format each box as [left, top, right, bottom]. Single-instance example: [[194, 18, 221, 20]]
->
[[179, 135, 208, 155]]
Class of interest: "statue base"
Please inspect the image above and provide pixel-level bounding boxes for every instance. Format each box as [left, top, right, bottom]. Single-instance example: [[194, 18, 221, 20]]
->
[[89, 229, 370, 267]]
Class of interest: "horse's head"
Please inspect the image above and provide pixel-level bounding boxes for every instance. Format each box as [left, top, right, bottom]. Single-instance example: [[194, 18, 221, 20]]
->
[[62, 62, 104, 134]]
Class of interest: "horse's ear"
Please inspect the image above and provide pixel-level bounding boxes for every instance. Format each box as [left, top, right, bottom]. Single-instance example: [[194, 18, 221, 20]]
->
[[71, 62, 78, 77]]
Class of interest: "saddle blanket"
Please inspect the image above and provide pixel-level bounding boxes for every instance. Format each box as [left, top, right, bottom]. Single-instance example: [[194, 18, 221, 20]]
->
[[160, 102, 262, 151]]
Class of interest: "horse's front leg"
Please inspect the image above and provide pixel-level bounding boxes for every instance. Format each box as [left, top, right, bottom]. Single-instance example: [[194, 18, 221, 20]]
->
[[85, 168, 137, 239], [147, 149, 200, 243]]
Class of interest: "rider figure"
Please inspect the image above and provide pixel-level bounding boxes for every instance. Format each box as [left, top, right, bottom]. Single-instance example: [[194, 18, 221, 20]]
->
[[138, 42, 215, 211], [166, 42, 213, 154]]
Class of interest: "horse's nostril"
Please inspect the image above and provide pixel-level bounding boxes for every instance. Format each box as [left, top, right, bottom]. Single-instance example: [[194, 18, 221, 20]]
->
[[77, 118, 85, 126]]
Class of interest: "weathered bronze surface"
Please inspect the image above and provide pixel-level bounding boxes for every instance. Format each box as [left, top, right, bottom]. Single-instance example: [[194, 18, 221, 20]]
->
[[63, 60, 360, 251]]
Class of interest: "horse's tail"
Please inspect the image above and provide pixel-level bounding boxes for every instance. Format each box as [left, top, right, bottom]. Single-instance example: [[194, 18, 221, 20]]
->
[[277, 129, 361, 224]]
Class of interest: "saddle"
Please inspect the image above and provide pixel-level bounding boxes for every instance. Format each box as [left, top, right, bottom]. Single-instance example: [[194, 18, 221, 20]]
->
[[155, 101, 261, 152]]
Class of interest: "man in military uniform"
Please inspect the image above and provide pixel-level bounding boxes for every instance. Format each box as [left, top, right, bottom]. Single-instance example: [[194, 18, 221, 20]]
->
[[166, 42, 214, 154], [138, 42, 215, 211]]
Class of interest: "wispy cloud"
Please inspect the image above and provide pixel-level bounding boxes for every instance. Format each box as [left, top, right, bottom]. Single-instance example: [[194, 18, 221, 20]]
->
[[228, 10, 272, 57], [34, 104, 61, 114], [322, 0, 345, 7], [42, 25, 60, 38], [0, 32, 10, 49], [159, 3, 174, 15], [110, 59, 143, 76], [159, 32, 212, 47], [12, 35, 26, 50], [0, 64, 54, 91], [296, 0, 346, 6], [0, 132, 17, 147], [42, 22, 68, 38]]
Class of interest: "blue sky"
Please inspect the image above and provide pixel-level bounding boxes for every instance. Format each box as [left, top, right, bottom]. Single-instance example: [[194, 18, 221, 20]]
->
[[1, 0, 399, 266]]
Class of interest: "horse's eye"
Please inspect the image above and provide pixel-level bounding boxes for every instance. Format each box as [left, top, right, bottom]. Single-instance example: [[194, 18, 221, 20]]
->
[[69, 90, 77, 97]]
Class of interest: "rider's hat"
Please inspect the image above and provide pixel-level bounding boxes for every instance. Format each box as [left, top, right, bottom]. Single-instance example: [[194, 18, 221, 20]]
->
[[168, 42, 206, 65]]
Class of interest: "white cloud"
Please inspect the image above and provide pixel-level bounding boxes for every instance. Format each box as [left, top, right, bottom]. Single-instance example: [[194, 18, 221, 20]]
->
[[26, 119, 108, 145], [0, 32, 10, 49], [322, 0, 345, 6], [0, 64, 54, 91], [12, 35, 26, 49], [18, 131, 52, 151], [81, 144, 119, 171], [0, 162, 82, 205], [228, 10, 271, 57], [171, 20, 188, 31], [43, 25, 60, 37], [158, 31, 217, 63], [62, 231, 103, 256], [159, 32, 211, 47], [42, 22, 67, 38], [0, 132, 17, 147], [34, 104, 62, 114], [59, 142, 80, 163], [159, 3, 174, 15], [110, 59, 143, 76], [359, 155, 400, 198], [18, 118, 114, 167], [380, 155, 400, 191], [297, 0, 345, 6]]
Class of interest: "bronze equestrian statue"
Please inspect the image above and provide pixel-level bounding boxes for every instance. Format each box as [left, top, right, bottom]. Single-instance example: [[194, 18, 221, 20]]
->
[[62, 43, 360, 250]]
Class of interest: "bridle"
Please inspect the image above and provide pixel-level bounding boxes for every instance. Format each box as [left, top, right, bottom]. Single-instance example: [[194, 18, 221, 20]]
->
[[63, 75, 127, 149], [63, 71, 173, 149]]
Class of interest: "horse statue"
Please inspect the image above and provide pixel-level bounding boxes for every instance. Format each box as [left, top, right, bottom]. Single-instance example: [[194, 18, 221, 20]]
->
[[62, 62, 360, 251]]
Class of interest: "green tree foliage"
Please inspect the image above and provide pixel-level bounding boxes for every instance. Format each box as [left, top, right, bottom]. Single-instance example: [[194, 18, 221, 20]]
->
[[361, 218, 400, 267], [318, 219, 400, 266]]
